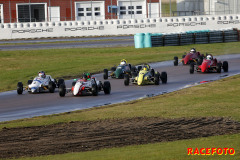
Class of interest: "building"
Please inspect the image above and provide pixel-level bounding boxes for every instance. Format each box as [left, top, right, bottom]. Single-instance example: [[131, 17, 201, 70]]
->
[[177, 0, 240, 16], [0, 0, 162, 23]]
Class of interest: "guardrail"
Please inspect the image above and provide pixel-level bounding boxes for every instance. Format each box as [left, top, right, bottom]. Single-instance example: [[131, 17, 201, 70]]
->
[[134, 29, 240, 48]]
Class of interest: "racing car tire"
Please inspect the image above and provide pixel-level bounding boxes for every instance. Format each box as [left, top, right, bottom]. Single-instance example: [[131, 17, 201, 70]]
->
[[103, 81, 111, 94], [111, 67, 116, 71], [92, 84, 98, 96], [59, 84, 66, 97], [103, 69, 108, 80], [154, 74, 160, 85], [17, 82, 23, 95], [190, 63, 194, 74], [27, 80, 32, 85], [217, 63, 222, 73], [174, 56, 178, 66], [160, 72, 167, 84], [124, 74, 130, 86], [223, 61, 228, 72], [58, 79, 65, 88], [48, 81, 55, 93], [129, 64, 132, 70]]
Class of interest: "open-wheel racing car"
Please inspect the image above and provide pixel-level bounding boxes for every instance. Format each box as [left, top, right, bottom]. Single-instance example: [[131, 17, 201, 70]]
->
[[59, 72, 111, 97], [17, 71, 64, 94], [190, 54, 228, 74], [174, 48, 204, 66], [103, 59, 136, 79], [124, 64, 167, 86]]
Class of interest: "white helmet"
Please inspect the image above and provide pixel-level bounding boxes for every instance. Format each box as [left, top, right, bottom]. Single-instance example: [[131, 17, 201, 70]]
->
[[38, 71, 46, 78], [120, 61, 126, 65], [190, 48, 196, 53], [207, 55, 212, 60]]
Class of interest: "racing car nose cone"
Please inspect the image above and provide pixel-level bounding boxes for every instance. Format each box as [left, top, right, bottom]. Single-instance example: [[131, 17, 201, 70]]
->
[[201, 62, 208, 72], [184, 55, 190, 64], [73, 83, 81, 95], [137, 78, 143, 85], [115, 69, 122, 78], [31, 88, 37, 93]]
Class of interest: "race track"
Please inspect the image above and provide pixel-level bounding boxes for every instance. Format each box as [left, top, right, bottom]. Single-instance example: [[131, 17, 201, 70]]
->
[[0, 54, 240, 122]]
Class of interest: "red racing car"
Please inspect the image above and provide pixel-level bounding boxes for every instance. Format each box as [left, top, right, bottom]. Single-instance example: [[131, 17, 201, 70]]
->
[[174, 48, 204, 66], [190, 54, 228, 74]]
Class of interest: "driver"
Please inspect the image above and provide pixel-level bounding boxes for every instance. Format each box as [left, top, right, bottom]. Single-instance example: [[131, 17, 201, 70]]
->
[[82, 72, 91, 81], [142, 65, 149, 71], [38, 71, 46, 78]]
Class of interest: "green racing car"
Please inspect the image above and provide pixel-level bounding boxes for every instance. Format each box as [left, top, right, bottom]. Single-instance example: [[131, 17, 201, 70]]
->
[[103, 59, 136, 79]]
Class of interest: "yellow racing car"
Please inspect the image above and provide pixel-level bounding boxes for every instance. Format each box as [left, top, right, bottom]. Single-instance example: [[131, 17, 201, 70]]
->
[[124, 64, 167, 86]]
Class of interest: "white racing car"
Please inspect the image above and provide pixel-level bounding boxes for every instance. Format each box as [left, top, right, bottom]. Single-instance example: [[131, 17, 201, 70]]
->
[[59, 73, 111, 97], [17, 71, 64, 94]]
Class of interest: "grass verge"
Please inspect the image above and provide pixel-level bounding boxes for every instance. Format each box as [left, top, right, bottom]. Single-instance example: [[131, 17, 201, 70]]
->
[[0, 42, 240, 92], [11, 133, 240, 160]]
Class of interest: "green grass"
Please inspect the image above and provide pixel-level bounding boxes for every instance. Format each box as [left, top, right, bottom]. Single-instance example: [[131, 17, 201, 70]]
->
[[7, 133, 240, 160], [0, 42, 240, 92]]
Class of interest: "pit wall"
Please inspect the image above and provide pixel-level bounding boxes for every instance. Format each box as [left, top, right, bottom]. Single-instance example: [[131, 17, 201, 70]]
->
[[0, 14, 240, 40]]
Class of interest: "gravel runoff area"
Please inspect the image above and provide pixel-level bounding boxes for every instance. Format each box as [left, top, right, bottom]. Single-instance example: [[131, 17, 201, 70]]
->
[[0, 117, 240, 159]]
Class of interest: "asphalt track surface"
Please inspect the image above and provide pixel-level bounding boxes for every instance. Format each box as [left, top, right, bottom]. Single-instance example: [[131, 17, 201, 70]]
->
[[0, 54, 240, 122], [0, 36, 134, 50]]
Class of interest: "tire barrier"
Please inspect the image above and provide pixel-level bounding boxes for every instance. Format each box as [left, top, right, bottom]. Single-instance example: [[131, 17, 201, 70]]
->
[[135, 28, 240, 48], [151, 33, 163, 47]]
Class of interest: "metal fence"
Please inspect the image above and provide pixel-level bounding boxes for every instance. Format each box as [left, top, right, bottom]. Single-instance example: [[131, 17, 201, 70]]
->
[[177, 0, 240, 16]]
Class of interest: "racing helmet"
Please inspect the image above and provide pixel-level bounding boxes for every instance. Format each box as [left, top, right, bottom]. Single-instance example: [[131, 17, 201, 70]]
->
[[120, 59, 127, 65], [190, 48, 196, 53], [143, 66, 148, 71], [38, 71, 46, 78], [120, 61, 126, 65], [207, 55, 212, 60]]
